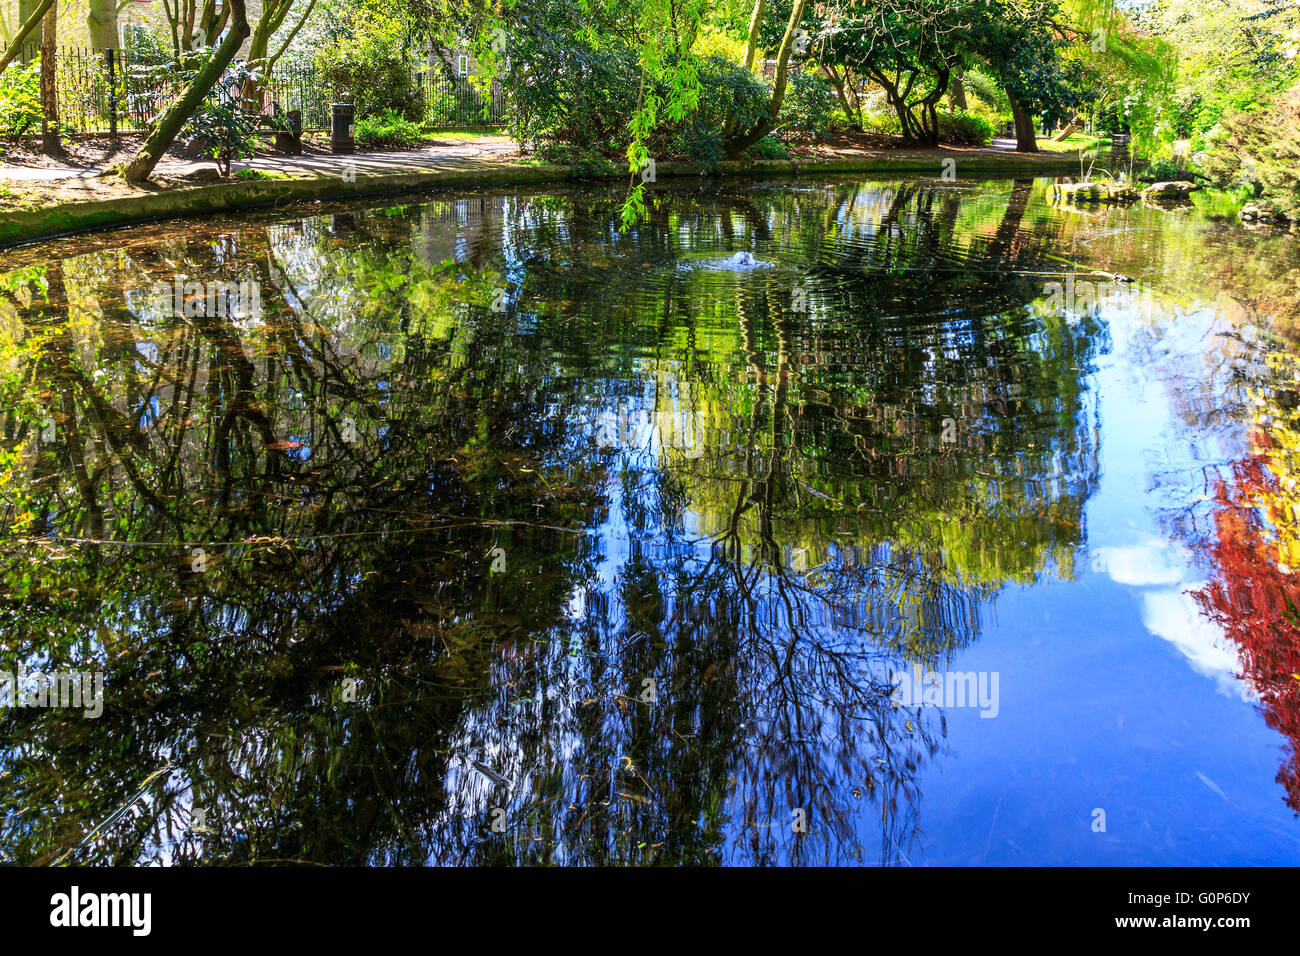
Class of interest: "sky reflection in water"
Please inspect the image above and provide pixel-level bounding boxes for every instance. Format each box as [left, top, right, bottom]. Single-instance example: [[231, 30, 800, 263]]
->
[[1, 176, 1299, 865]]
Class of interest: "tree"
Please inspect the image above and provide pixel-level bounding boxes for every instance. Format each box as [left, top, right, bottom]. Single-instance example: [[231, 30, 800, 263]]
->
[[86, 0, 119, 49], [814, 0, 967, 146], [160, 0, 232, 55], [802, 0, 1079, 150], [1150, 0, 1299, 136], [0, 0, 53, 77], [721, 0, 809, 156], [967, 0, 1082, 151], [38, 0, 59, 156], [1053, 0, 1173, 145], [241, 0, 319, 105], [121, 0, 252, 183]]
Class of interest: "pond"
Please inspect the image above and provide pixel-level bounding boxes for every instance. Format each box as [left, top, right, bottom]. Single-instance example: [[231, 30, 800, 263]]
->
[[2, 175, 1300, 865]]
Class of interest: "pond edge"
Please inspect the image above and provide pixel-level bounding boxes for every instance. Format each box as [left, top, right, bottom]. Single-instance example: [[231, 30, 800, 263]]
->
[[0, 152, 1086, 249]]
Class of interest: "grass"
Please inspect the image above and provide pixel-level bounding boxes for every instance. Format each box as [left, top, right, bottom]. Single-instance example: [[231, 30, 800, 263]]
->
[[1036, 133, 1100, 154], [418, 128, 508, 140]]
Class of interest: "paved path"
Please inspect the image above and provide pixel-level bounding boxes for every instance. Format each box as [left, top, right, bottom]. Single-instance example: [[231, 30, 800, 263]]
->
[[0, 136, 519, 182]]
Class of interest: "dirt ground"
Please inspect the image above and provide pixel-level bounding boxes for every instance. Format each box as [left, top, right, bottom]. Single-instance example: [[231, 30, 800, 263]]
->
[[0, 133, 523, 212], [0, 134, 146, 171], [0, 168, 204, 211]]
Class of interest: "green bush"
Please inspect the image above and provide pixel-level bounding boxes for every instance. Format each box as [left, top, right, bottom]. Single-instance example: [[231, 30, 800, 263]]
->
[[354, 109, 425, 149], [1201, 81, 1300, 220], [856, 109, 991, 145], [937, 111, 993, 146], [862, 111, 902, 136], [1145, 158, 1183, 180], [781, 71, 838, 140], [315, 11, 423, 121], [178, 59, 263, 176], [500, 1, 770, 166], [0, 60, 43, 138], [500, 0, 641, 155], [749, 134, 790, 159], [962, 68, 1010, 115], [667, 56, 771, 165]]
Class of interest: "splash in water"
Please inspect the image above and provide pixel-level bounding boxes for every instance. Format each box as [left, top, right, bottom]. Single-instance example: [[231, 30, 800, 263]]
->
[[677, 250, 776, 272]]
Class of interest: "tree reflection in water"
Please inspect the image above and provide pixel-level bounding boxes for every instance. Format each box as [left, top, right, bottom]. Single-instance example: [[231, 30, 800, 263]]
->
[[1191, 342, 1300, 813], [0, 178, 1103, 865]]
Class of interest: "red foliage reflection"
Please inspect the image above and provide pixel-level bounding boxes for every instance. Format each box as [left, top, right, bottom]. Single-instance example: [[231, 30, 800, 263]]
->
[[1193, 432, 1300, 812]]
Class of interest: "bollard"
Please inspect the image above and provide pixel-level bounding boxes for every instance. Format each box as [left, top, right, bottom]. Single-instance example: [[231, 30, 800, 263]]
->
[[330, 96, 355, 154], [276, 109, 303, 155], [106, 49, 118, 140]]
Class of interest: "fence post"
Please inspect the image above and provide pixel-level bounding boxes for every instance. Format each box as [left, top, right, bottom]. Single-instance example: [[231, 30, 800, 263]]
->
[[106, 47, 118, 139]]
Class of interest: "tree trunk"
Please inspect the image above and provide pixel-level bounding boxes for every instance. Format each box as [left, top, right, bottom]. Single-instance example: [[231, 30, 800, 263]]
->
[[164, 0, 232, 60], [921, 67, 950, 143], [240, 18, 274, 107], [39, 0, 61, 156], [989, 178, 1032, 257], [724, 0, 765, 139], [86, 0, 119, 48], [121, 0, 250, 183], [948, 69, 967, 112], [240, 0, 289, 105], [1007, 89, 1038, 153], [17, 0, 43, 60], [825, 64, 865, 127], [826, 63, 853, 117], [724, 0, 809, 158], [846, 69, 864, 126], [742, 0, 765, 71], [0, 0, 55, 77], [240, 0, 315, 111], [1052, 115, 1084, 141]]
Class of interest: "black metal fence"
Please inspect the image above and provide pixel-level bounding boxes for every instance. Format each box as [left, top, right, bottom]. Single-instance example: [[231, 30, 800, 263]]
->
[[0, 46, 505, 136], [418, 71, 506, 129]]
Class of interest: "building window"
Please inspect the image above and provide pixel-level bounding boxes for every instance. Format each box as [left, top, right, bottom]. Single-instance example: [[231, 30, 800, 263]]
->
[[458, 55, 468, 77]]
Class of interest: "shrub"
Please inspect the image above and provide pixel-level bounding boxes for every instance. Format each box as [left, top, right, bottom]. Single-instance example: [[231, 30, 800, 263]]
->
[[750, 135, 790, 159], [937, 111, 993, 146], [500, 0, 642, 156], [962, 68, 1010, 115], [315, 11, 423, 121], [667, 56, 771, 165], [1201, 81, 1300, 219], [0, 60, 43, 138], [179, 59, 263, 176], [862, 111, 902, 136], [500, 1, 769, 167], [781, 71, 838, 140], [1145, 156, 1190, 181], [354, 109, 425, 149]]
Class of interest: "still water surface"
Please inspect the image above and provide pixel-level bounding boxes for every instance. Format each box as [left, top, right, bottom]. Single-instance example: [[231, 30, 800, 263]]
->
[[2, 176, 1299, 865]]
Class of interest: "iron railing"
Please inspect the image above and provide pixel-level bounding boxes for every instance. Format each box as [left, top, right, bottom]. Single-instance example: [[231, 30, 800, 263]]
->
[[0, 46, 504, 136]]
